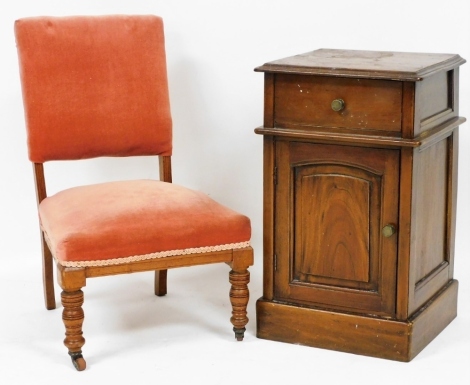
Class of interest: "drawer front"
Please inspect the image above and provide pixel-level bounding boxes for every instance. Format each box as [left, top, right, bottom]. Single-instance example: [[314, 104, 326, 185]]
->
[[274, 74, 403, 132]]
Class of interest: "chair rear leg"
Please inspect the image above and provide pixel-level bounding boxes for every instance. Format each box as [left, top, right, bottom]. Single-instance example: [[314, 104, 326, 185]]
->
[[154, 270, 168, 296], [41, 233, 56, 310]]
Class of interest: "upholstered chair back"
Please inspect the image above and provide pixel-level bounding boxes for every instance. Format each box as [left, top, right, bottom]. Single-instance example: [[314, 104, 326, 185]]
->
[[15, 15, 172, 163]]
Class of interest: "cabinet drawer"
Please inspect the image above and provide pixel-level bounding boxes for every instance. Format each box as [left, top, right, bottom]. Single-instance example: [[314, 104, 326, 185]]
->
[[274, 74, 403, 132]]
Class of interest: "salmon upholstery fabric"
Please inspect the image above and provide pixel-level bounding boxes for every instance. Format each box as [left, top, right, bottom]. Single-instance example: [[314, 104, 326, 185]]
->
[[39, 180, 251, 267], [15, 15, 172, 162]]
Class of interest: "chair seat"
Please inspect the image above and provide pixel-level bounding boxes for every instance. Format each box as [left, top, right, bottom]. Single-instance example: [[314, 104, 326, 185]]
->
[[39, 180, 251, 267]]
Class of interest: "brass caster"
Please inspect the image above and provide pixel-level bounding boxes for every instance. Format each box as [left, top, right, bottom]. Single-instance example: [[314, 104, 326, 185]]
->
[[69, 352, 86, 371], [233, 327, 246, 341]]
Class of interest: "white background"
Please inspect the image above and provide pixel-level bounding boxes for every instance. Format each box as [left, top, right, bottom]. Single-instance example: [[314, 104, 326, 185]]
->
[[1, 1, 469, 384]]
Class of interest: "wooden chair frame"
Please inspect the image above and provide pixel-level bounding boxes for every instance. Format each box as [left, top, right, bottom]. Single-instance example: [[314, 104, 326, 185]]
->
[[34, 156, 253, 371]]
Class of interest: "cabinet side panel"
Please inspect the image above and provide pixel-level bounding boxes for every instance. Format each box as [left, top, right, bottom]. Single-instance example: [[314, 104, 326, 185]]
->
[[409, 138, 450, 313], [414, 70, 456, 136]]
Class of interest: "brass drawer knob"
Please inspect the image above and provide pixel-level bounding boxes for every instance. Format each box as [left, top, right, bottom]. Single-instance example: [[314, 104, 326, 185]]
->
[[331, 98, 345, 112], [382, 224, 396, 238]]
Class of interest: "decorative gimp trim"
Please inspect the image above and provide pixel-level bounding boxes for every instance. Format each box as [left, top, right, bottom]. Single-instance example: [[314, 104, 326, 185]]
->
[[43, 233, 250, 268]]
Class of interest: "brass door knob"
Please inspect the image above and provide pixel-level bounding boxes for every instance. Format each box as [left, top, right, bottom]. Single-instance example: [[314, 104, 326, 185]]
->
[[331, 99, 345, 112], [382, 224, 396, 238]]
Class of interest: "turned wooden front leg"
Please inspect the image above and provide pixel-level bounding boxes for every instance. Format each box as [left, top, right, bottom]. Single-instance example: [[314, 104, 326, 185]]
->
[[229, 269, 250, 341], [57, 265, 87, 370], [61, 290, 86, 370]]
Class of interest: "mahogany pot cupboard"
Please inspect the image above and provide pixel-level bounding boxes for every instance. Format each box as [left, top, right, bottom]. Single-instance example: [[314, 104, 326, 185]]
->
[[254, 49, 466, 361]]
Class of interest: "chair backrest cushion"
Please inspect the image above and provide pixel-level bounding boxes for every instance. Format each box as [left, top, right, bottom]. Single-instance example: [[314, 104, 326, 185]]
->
[[15, 15, 172, 162]]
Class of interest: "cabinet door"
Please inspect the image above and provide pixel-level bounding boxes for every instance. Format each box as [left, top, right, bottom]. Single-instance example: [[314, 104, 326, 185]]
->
[[274, 141, 399, 316]]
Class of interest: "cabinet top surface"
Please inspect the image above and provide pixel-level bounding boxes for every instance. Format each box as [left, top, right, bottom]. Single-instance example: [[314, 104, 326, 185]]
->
[[255, 49, 465, 80]]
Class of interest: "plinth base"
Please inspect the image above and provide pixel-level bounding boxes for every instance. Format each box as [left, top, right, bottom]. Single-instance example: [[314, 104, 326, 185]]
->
[[256, 280, 458, 361]]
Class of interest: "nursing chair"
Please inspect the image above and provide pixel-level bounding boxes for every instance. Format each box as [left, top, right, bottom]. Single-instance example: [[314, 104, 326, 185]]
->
[[14, 15, 253, 371]]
